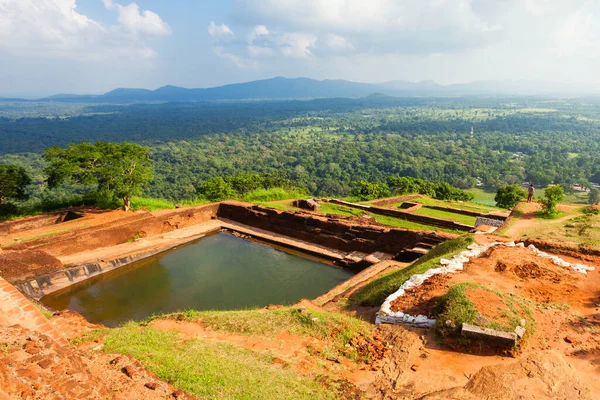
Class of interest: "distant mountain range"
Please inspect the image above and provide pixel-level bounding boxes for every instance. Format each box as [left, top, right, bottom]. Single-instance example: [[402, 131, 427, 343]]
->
[[4, 77, 599, 103]]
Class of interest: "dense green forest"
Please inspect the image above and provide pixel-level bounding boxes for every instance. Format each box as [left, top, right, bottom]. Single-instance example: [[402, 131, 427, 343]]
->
[[1, 96, 599, 203]]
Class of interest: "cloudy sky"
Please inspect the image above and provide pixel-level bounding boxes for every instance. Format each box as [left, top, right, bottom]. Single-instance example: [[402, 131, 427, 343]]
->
[[1, 0, 599, 96]]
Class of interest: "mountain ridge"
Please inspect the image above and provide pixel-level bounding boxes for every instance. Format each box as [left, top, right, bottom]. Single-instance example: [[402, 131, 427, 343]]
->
[[3, 77, 599, 103]]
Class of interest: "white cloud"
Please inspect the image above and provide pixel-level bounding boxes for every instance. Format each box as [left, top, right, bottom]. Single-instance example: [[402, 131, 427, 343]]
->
[[0, 0, 171, 61], [214, 46, 256, 68], [233, 0, 499, 54], [248, 45, 274, 58], [326, 34, 353, 51], [208, 22, 235, 40], [113, 2, 172, 36], [280, 32, 317, 58], [248, 24, 270, 43]]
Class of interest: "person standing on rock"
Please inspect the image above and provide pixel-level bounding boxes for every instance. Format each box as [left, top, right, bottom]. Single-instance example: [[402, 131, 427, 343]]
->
[[527, 183, 535, 203]]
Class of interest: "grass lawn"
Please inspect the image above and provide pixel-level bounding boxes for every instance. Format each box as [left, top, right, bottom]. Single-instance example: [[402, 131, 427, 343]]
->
[[88, 306, 376, 399], [103, 323, 339, 400], [389, 195, 501, 213], [519, 206, 600, 247], [464, 188, 500, 207], [318, 203, 462, 234], [352, 235, 474, 306], [413, 207, 477, 226]]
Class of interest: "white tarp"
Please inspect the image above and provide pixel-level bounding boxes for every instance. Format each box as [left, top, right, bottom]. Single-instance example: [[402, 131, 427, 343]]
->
[[376, 242, 595, 327]]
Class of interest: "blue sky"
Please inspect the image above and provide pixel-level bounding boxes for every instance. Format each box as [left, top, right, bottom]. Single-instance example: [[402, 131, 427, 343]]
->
[[2, 0, 600, 96]]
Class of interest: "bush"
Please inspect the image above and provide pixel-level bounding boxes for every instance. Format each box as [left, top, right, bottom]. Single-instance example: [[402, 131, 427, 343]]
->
[[387, 176, 474, 202], [0, 203, 18, 217], [350, 180, 390, 201], [589, 188, 600, 205], [495, 185, 527, 209], [540, 184, 565, 216]]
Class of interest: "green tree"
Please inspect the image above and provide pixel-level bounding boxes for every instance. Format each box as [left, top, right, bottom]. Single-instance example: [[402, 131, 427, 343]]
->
[[540, 184, 565, 216], [0, 164, 31, 205], [197, 177, 237, 201], [350, 180, 390, 201], [589, 188, 600, 205], [43, 142, 153, 211], [494, 185, 527, 209]]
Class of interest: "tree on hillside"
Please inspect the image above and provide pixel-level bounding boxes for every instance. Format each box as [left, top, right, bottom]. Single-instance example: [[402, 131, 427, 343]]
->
[[589, 188, 600, 205], [540, 184, 565, 216], [43, 142, 153, 211], [197, 177, 237, 201], [350, 180, 390, 201], [495, 185, 527, 209], [0, 164, 31, 205]]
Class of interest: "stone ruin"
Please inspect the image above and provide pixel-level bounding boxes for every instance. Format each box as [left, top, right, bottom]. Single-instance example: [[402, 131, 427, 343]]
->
[[293, 199, 320, 212]]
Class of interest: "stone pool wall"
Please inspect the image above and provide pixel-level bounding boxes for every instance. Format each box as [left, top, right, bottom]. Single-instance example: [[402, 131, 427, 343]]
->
[[217, 201, 450, 255]]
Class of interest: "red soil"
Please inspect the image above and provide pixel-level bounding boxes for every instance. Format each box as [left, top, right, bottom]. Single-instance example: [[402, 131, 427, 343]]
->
[[464, 287, 509, 320]]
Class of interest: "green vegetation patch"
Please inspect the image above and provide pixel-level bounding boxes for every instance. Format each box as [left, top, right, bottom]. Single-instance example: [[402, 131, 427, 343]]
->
[[432, 282, 536, 346], [412, 207, 477, 226], [318, 203, 462, 233], [104, 323, 339, 400], [147, 307, 374, 363], [240, 187, 307, 203], [464, 188, 502, 207], [394, 195, 501, 213], [352, 235, 474, 306]]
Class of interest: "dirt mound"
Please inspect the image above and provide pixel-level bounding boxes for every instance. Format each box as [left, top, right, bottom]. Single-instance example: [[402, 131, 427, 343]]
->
[[0, 324, 193, 399], [461, 246, 586, 306], [464, 287, 510, 321], [389, 273, 450, 318], [495, 260, 561, 282], [0, 249, 63, 282], [422, 351, 593, 399]]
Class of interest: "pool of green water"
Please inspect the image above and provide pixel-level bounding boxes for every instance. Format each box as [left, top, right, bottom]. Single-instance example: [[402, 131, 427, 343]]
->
[[42, 232, 353, 327]]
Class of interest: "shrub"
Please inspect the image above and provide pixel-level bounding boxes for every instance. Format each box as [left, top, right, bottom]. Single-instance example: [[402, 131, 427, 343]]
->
[[540, 184, 565, 216], [495, 185, 527, 209]]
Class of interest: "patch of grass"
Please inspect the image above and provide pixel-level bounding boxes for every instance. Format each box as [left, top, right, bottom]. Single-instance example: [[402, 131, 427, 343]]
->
[[534, 210, 564, 220], [240, 188, 308, 203], [319, 203, 462, 233], [392, 195, 501, 213], [130, 197, 175, 211], [33, 302, 54, 319], [70, 328, 111, 346], [319, 203, 365, 217], [495, 202, 524, 236], [125, 231, 144, 243], [369, 213, 462, 234], [131, 197, 213, 211], [145, 306, 373, 363], [432, 282, 536, 345], [413, 207, 477, 226], [351, 235, 474, 306], [104, 323, 338, 400], [464, 188, 501, 207]]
